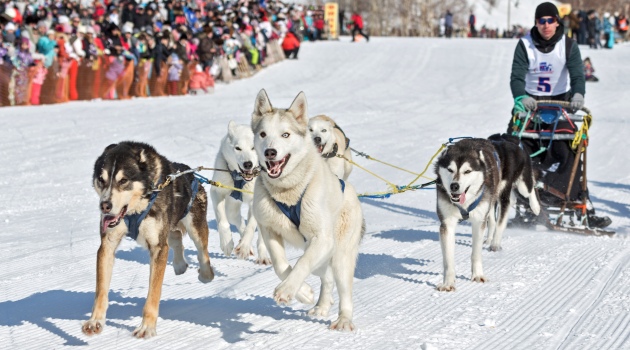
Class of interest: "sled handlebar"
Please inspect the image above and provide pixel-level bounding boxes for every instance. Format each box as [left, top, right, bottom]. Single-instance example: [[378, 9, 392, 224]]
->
[[536, 100, 591, 115]]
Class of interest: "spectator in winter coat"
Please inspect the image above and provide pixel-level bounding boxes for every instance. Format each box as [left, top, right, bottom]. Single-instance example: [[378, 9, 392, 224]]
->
[[281, 30, 300, 59], [30, 54, 47, 105], [444, 10, 453, 38], [36, 29, 56, 67], [167, 52, 183, 95], [350, 12, 369, 42], [197, 25, 217, 70], [12, 37, 33, 105], [152, 34, 170, 77]]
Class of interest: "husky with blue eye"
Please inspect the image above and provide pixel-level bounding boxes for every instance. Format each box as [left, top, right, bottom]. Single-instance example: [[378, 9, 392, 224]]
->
[[251, 89, 365, 331]]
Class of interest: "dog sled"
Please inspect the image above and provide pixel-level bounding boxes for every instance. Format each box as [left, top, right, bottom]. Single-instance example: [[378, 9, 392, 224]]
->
[[509, 100, 614, 236]]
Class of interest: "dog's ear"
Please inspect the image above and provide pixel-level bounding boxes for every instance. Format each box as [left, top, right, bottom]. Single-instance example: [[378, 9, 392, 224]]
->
[[103, 143, 117, 154], [252, 89, 273, 123], [227, 120, 237, 139], [288, 91, 308, 126]]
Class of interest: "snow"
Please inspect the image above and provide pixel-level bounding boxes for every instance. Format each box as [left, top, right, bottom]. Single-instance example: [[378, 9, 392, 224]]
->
[[1, 37, 629, 349]]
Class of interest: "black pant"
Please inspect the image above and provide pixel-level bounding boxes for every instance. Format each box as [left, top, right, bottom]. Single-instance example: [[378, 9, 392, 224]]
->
[[352, 26, 369, 41], [284, 47, 299, 59]]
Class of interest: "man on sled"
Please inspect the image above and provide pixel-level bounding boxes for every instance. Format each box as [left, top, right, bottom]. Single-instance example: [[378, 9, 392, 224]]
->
[[508, 2, 611, 231]]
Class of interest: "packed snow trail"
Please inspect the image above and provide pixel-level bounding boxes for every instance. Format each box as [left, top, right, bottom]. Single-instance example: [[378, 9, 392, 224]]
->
[[0, 37, 628, 349]]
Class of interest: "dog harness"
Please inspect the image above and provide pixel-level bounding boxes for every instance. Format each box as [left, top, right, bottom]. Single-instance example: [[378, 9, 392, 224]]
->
[[321, 125, 351, 158], [274, 179, 346, 233], [124, 177, 199, 240], [229, 170, 246, 201], [455, 187, 484, 221]]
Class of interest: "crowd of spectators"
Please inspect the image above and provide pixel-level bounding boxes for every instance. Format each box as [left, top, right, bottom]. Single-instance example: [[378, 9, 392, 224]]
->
[[438, 8, 629, 45], [0, 0, 328, 107]]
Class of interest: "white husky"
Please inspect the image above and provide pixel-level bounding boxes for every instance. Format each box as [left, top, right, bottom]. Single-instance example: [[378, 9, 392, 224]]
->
[[210, 121, 271, 264], [251, 89, 365, 331], [308, 115, 353, 181]]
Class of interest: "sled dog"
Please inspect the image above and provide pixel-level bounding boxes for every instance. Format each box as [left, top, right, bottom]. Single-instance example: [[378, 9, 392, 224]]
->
[[83, 142, 214, 338], [485, 133, 540, 251], [434, 137, 540, 291], [308, 115, 353, 180], [211, 121, 271, 264], [251, 89, 365, 330]]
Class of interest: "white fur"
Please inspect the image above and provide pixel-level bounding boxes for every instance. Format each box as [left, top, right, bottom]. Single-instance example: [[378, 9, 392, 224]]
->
[[308, 115, 353, 181], [251, 90, 364, 331], [210, 121, 271, 264]]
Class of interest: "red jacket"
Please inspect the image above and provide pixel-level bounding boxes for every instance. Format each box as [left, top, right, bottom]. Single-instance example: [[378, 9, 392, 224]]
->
[[282, 32, 300, 51], [351, 14, 363, 29]]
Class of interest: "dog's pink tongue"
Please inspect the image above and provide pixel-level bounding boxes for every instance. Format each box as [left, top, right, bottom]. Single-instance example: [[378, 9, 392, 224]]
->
[[101, 215, 117, 234], [459, 192, 466, 205], [270, 161, 280, 172]]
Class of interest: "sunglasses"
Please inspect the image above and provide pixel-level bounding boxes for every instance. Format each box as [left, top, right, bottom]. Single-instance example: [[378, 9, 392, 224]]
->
[[537, 17, 557, 25]]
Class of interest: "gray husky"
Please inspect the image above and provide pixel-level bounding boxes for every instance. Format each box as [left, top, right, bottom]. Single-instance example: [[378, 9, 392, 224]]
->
[[434, 137, 539, 291], [83, 142, 214, 338], [251, 89, 365, 331]]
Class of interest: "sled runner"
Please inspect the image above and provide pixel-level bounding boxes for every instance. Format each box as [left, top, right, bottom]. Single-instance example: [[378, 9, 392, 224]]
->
[[509, 101, 614, 236]]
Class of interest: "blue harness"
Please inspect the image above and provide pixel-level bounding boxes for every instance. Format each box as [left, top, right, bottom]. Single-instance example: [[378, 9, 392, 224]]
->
[[124, 177, 199, 240], [229, 170, 247, 201], [274, 179, 345, 231]]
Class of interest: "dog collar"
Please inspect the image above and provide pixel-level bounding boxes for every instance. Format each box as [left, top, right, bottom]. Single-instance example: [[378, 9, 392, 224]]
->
[[322, 143, 339, 158], [456, 186, 484, 221], [333, 124, 351, 150], [229, 170, 246, 201]]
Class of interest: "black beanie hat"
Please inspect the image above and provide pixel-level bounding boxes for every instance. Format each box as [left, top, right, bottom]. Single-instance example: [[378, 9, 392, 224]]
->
[[535, 2, 559, 19]]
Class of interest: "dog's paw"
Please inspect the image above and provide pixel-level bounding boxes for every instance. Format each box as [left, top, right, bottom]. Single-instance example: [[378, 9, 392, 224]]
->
[[488, 244, 502, 252], [255, 254, 272, 266], [234, 242, 254, 260], [132, 323, 157, 339], [172, 261, 188, 275], [307, 305, 331, 318], [295, 283, 315, 304], [220, 238, 235, 257], [471, 275, 488, 283], [330, 316, 355, 331], [197, 265, 215, 283], [82, 319, 105, 335], [274, 282, 297, 305], [436, 283, 456, 292]]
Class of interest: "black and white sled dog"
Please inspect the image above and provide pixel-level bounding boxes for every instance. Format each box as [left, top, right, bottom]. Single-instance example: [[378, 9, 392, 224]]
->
[[434, 137, 539, 291], [211, 121, 271, 264], [308, 115, 353, 181], [83, 142, 215, 338], [486, 133, 540, 250], [251, 89, 365, 330]]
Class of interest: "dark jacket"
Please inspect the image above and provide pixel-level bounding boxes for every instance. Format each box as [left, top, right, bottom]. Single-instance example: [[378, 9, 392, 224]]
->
[[510, 26, 585, 99], [197, 35, 216, 62]]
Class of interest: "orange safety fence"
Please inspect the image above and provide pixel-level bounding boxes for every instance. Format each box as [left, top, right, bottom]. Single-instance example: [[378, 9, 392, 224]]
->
[[0, 40, 285, 107]]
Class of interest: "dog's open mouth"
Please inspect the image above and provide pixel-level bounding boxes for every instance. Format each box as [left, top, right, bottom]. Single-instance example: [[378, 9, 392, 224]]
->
[[239, 166, 256, 182], [316, 143, 325, 153], [265, 154, 290, 179], [101, 205, 127, 233], [450, 188, 469, 205]]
